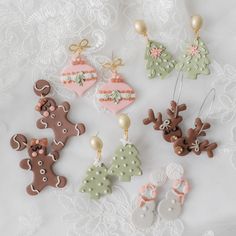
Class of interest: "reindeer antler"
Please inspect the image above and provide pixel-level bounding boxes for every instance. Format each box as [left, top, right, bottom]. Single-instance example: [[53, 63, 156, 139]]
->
[[193, 118, 210, 137], [166, 101, 187, 128], [143, 109, 163, 130]]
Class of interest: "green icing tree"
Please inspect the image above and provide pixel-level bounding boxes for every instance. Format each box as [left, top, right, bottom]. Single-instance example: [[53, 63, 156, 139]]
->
[[80, 163, 111, 199], [176, 37, 210, 79], [145, 40, 176, 79], [108, 143, 142, 182]]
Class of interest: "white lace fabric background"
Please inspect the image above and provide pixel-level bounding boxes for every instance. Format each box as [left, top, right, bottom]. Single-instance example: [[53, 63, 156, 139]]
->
[[0, 0, 235, 235]]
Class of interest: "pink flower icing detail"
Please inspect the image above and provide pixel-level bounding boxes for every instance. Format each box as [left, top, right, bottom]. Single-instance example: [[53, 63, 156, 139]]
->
[[188, 45, 199, 56], [150, 47, 162, 59]]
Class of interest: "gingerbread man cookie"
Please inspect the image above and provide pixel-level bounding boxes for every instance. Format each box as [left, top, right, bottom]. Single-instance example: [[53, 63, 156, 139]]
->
[[34, 80, 85, 151], [10, 134, 67, 196]]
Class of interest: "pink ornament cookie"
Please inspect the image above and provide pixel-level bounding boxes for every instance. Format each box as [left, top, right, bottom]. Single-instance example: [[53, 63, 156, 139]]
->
[[97, 73, 135, 113], [61, 57, 97, 96]]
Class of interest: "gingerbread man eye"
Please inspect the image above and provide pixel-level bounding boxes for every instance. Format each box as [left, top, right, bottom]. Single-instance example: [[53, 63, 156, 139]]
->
[[42, 106, 47, 111], [47, 102, 51, 107], [62, 129, 67, 133]]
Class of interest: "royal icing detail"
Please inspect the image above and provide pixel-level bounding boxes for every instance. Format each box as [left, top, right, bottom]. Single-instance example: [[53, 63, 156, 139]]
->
[[61, 57, 98, 96], [97, 73, 136, 113]]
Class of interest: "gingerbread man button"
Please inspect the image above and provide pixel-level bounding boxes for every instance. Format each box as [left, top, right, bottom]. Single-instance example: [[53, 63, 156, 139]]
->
[[34, 80, 86, 151], [10, 134, 67, 195]]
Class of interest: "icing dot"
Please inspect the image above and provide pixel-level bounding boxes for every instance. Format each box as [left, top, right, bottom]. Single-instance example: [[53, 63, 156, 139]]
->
[[38, 161, 43, 166], [84, 180, 89, 184], [129, 151, 133, 155], [104, 190, 108, 194], [120, 172, 125, 176], [62, 129, 67, 133], [115, 165, 120, 168], [123, 163, 128, 167], [138, 171, 142, 175], [120, 156, 125, 160], [57, 122, 62, 127], [88, 188, 93, 192], [88, 168, 92, 172], [131, 160, 136, 164], [120, 148, 124, 152], [96, 171, 101, 175], [168, 207, 173, 212], [91, 177, 95, 180], [129, 169, 134, 172], [81, 189, 85, 193], [42, 177, 48, 182], [95, 193, 99, 196], [98, 182, 103, 186], [103, 177, 107, 180], [40, 169, 46, 175], [140, 214, 145, 218], [171, 199, 176, 204], [113, 156, 117, 160]]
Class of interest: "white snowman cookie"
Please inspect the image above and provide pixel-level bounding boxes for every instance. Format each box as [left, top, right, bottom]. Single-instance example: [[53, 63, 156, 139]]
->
[[158, 191, 182, 221]]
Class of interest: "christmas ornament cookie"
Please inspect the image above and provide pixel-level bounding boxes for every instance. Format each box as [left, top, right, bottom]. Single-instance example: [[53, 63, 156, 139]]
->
[[34, 79, 85, 151], [108, 114, 142, 181], [135, 20, 176, 79], [80, 136, 112, 199], [97, 58, 135, 113], [10, 134, 67, 196], [61, 39, 98, 96], [176, 15, 210, 79]]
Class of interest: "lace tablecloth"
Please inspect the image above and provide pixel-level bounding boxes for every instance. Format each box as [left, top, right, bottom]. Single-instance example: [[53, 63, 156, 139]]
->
[[0, 0, 236, 235]]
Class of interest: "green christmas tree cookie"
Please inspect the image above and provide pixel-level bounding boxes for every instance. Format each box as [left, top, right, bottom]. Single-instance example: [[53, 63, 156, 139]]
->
[[145, 40, 176, 79], [108, 143, 142, 182], [176, 37, 210, 79], [80, 162, 112, 199]]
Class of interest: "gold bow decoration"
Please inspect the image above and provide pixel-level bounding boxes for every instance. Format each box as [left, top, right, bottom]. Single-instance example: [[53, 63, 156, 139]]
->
[[102, 57, 124, 72], [69, 39, 90, 55]]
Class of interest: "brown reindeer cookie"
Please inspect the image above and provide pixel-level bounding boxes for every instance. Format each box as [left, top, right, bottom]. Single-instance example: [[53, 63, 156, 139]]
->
[[143, 100, 187, 142], [10, 134, 67, 195], [173, 117, 217, 158], [34, 79, 85, 151]]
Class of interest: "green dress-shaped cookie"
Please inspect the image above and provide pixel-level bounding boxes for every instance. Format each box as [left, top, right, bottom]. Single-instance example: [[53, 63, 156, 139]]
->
[[108, 143, 142, 182], [145, 40, 176, 79], [176, 37, 210, 79], [80, 163, 111, 199]]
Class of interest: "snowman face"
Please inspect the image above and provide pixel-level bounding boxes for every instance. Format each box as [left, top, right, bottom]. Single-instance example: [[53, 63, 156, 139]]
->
[[158, 191, 182, 221]]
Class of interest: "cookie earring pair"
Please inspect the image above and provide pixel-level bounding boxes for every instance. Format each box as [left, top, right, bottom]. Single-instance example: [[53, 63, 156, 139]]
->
[[132, 163, 189, 229], [80, 114, 142, 200], [143, 75, 218, 157], [135, 15, 210, 80]]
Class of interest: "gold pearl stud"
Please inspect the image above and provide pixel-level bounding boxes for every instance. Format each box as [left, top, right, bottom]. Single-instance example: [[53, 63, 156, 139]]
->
[[134, 20, 148, 37], [90, 136, 103, 152], [118, 113, 131, 130], [191, 15, 203, 33], [118, 113, 131, 141]]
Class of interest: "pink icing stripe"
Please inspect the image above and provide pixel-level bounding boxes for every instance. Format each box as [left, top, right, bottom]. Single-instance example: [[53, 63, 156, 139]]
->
[[138, 183, 158, 207]]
